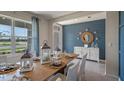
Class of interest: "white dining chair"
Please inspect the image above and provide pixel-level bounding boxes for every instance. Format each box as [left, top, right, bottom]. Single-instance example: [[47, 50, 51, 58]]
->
[[64, 58, 80, 75], [78, 53, 87, 81], [64, 53, 87, 80], [64, 53, 87, 81], [66, 61, 80, 81], [48, 62, 80, 81]]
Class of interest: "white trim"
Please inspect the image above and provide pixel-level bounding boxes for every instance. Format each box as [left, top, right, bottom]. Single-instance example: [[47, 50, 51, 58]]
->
[[104, 60, 107, 75], [99, 59, 106, 62], [0, 14, 13, 19], [11, 19, 15, 54], [13, 18, 32, 24], [52, 23, 63, 51], [118, 77, 121, 81], [105, 73, 119, 80], [0, 14, 32, 24]]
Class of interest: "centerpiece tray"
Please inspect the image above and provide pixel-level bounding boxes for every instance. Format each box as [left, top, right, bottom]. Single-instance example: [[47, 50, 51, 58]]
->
[[0, 64, 19, 74], [49, 62, 63, 69]]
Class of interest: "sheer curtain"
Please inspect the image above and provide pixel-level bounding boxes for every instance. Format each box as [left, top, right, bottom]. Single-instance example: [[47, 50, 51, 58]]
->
[[32, 16, 39, 56]]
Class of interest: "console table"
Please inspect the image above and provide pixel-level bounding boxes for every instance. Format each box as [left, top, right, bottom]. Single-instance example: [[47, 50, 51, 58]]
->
[[74, 47, 99, 62]]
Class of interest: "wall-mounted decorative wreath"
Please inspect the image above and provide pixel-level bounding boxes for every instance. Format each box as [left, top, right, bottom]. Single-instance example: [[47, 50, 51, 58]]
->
[[80, 31, 94, 44]]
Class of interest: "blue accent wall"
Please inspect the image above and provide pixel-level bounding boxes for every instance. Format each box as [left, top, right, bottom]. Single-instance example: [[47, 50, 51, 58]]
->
[[63, 19, 105, 60]]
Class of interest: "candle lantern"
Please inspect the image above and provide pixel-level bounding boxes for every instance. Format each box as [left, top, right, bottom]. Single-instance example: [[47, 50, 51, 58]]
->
[[20, 50, 33, 72], [54, 46, 61, 58], [41, 40, 51, 64]]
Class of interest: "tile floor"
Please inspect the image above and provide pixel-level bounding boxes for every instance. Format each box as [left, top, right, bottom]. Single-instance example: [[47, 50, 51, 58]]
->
[[84, 60, 118, 81]]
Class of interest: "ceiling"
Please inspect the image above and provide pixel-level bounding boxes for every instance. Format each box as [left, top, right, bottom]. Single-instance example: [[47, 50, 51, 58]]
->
[[31, 11, 106, 25], [57, 12, 106, 25], [31, 11, 76, 19]]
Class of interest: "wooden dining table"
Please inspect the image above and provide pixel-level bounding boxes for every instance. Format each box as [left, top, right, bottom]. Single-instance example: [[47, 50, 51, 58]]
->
[[0, 53, 78, 81]]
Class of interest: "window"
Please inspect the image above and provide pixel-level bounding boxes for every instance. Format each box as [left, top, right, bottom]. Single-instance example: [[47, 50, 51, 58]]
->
[[52, 23, 63, 51], [0, 15, 32, 55], [14, 21, 32, 53], [0, 16, 12, 55]]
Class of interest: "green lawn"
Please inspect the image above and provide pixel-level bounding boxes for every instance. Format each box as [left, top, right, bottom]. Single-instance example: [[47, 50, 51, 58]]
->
[[0, 47, 26, 54], [0, 42, 11, 46], [16, 47, 26, 53], [0, 41, 26, 46], [0, 41, 27, 54]]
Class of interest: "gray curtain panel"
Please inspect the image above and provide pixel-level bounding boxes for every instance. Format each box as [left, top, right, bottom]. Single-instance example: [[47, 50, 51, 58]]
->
[[32, 16, 39, 56]]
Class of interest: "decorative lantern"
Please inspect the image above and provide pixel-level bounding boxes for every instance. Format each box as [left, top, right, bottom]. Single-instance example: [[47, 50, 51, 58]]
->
[[54, 46, 61, 58], [20, 50, 33, 72], [41, 40, 51, 64]]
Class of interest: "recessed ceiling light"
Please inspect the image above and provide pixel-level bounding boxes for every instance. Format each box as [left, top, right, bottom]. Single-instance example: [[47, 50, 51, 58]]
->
[[74, 19, 78, 21], [88, 16, 91, 18]]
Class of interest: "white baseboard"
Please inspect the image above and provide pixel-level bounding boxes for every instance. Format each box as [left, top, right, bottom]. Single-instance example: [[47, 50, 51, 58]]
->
[[99, 59, 106, 62], [105, 73, 119, 80], [118, 77, 121, 81]]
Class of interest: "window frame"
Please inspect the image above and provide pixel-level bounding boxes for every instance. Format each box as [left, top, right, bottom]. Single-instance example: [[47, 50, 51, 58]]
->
[[0, 14, 32, 55]]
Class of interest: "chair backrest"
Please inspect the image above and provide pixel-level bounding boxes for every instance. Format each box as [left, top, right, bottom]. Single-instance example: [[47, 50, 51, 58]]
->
[[64, 59, 80, 75], [78, 53, 87, 80], [66, 61, 80, 81], [0, 55, 7, 66]]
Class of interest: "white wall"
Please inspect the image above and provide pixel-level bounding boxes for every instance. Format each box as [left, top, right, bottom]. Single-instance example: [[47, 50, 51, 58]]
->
[[0, 11, 49, 56], [48, 20, 53, 47], [39, 16, 48, 47], [106, 11, 119, 78]]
